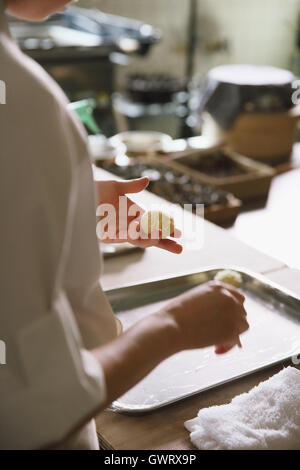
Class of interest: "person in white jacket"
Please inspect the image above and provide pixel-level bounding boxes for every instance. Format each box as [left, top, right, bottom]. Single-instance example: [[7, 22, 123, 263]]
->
[[0, 0, 248, 450]]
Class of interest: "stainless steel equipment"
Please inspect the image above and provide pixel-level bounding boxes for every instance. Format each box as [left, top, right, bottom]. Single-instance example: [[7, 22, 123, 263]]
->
[[8, 6, 160, 134], [105, 267, 300, 413]]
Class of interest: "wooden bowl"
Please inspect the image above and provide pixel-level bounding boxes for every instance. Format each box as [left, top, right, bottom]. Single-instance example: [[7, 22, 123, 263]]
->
[[227, 105, 300, 165], [115, 317, 123, 336]]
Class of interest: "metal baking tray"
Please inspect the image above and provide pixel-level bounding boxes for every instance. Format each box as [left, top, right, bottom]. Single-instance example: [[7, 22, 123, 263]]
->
[[106, 267, 300, 413]]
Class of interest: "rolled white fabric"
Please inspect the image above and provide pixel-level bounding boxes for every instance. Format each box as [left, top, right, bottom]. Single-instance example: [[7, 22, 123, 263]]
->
[[185, 367, 300, 450]]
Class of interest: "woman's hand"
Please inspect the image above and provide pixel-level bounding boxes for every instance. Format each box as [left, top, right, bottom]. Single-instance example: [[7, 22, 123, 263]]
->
[[96, 177, 182, 254], [158, 281, 249, 353]]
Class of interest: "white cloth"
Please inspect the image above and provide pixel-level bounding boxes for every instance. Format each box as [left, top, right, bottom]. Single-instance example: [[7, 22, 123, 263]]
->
[[185, 367, 300, 450], [0, 2, 117, 450]]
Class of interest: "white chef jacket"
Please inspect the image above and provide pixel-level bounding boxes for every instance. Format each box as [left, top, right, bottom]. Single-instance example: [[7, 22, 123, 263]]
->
[[0, 3, 117, 449]]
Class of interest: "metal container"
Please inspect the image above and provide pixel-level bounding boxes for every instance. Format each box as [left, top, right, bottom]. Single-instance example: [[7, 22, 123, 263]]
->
[[105, 267, 300, 413]]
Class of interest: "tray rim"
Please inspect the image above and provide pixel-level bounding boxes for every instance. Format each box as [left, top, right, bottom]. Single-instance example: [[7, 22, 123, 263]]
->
[[104, 264, 300, 304], [105, 265, 300, 413]]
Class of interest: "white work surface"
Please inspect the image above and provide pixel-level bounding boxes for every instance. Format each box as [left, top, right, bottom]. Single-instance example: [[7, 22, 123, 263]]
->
[[94, 167, 300, 450]]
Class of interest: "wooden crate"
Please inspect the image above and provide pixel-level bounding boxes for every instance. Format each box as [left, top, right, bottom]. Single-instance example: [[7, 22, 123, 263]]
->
[[167, 149, 275, 202], [147, 156, 242, 227]]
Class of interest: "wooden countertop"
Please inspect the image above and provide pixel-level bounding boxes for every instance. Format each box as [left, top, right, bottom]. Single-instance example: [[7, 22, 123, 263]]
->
[[96, 362, 300, 450], [94, 165, 300, 450]]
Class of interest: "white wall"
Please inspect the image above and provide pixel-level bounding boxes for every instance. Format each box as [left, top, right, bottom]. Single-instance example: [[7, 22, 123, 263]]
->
[[194, 0, 300, 73], [78, 0, 189, 81], [78, 0, 300, 83]]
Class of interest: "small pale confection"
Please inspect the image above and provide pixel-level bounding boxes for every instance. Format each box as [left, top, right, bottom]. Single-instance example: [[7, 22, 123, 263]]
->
[[115, 317, 123, 336], [141, 211, 175, 238], [214, 269, 242, 288]]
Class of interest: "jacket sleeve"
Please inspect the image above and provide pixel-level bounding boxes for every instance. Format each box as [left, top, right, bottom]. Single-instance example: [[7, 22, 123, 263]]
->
[[0, 16, 110, 448]]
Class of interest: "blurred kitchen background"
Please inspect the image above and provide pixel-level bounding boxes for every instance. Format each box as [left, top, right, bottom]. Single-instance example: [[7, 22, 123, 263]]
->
[[9, 0, 300, 136], [80, 0, 300, 80], [8, 0, 300, 268]]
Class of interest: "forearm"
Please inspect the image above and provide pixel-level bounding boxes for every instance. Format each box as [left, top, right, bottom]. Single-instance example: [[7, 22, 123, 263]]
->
[[57, 281, 248, 445], [92, 312, 179, 408]]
